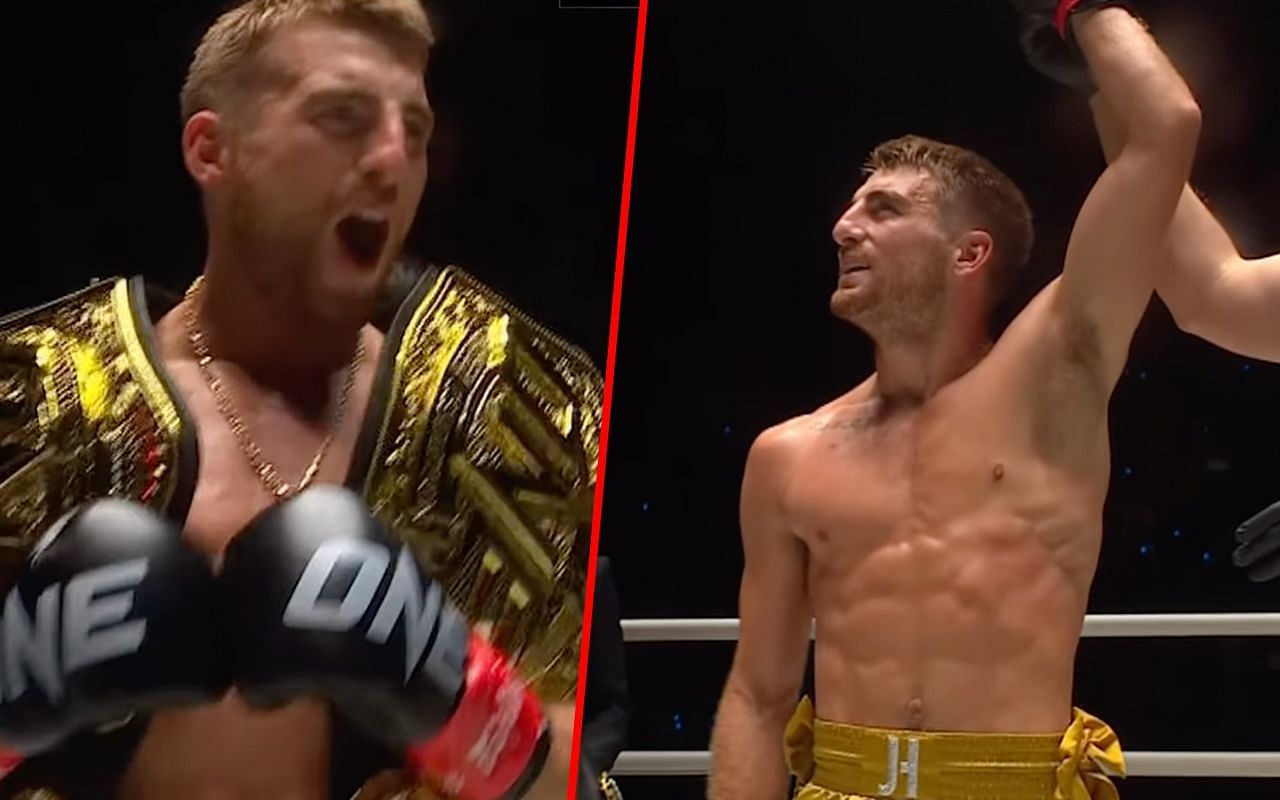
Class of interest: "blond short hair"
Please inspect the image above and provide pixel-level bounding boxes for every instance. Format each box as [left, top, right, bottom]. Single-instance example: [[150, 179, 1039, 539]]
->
[[180, 0, 435, 123], [865, 134, 1034, 311]]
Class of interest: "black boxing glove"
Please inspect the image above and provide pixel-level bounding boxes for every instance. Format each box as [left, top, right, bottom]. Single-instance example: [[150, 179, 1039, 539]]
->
[[221, 486, 549, 800], [0, 499, 225, 754], [1001, 0, 1134, 93], [1233, 500, 1280, 583]]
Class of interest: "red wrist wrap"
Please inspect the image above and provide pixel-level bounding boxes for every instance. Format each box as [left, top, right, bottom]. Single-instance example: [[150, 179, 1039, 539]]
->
[[1054, 0, 1085, 38], [406, 634, 545, 800], [0, 749, 23, 780]]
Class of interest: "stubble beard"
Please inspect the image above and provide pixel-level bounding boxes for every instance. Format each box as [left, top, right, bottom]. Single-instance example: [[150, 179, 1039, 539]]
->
[[226, 174, 328, 311], [834, 259, 948, 346]]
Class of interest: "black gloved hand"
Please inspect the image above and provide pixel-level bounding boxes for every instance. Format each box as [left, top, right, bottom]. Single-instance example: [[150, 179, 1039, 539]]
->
[[1233, 500, 1280, 583], [1000, 0, 1133, 93], [221, 485, 549, 800], [0, 499, 225, 755]]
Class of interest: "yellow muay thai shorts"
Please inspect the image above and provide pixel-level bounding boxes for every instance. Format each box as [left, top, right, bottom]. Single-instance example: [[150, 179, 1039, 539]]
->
[[784, 697, 1125, 800]]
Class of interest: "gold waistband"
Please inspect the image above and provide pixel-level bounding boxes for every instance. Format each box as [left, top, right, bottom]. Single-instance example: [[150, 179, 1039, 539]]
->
[[785, 697, 1125, 800]]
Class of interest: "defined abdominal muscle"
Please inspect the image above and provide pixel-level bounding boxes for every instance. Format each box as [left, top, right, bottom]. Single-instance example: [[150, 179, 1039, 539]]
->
[[809, 517, 1088, 733]]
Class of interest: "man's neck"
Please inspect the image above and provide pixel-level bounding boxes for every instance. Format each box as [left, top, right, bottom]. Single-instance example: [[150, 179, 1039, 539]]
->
[[186, 264, 364, 405], [870, 325, 991, 404]]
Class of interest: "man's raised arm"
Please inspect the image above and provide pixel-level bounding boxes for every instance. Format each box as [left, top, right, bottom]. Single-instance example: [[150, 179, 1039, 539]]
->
[[1017, 2, 1279, 585], [1006, 2, 1200, 387]]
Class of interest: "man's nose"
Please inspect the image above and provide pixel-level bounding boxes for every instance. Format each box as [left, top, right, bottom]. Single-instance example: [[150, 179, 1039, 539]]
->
[[360, 111, 412, 184], [832, 212, 866, 246]]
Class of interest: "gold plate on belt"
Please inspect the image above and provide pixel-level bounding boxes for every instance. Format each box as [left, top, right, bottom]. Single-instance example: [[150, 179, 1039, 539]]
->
[[0, 279, 187, 588], [601, 772, 624, 800], [357, 267, 602, 702]]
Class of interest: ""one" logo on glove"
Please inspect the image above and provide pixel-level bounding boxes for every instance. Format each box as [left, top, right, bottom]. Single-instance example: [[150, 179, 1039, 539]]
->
[[1, 560, 149, 703], [282, 541, 467, 692]]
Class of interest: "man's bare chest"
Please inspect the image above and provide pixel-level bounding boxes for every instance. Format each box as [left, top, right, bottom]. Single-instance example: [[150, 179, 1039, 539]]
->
[[164, 363, 365, 559], [116, 365, 354, 798], [783, 400, 1046, 557]]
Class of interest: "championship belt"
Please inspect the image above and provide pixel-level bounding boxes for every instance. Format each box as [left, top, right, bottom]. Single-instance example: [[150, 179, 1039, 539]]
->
[[352, 266, 602, 704], [601, 772, 624, 800], [0, 279, 193, 590]]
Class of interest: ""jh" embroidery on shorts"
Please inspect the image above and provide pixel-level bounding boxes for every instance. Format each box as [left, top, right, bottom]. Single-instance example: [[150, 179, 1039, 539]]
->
[[876, 736, 921, 798]]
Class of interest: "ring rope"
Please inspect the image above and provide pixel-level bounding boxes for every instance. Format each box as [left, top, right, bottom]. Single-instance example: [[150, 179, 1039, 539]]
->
[[621, 614, 1280, 642], [614, 615, 1280, 780]]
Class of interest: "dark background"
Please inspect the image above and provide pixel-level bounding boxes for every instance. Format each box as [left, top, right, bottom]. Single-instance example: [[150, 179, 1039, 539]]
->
[[600, 2, 1279, 799], [7, 0, 638, 366]]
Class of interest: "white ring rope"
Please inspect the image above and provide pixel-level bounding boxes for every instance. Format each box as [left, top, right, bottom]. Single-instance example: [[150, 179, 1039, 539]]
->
[[614, 615, 1280, 780], [621, 613, 1280, 642], [610, 750, 1280, 778]]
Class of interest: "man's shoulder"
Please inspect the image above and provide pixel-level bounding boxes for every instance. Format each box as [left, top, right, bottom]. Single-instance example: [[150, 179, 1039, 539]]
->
[[1, 278, 125, 328], [751, 414, 814, 457], [748, 385, 870, 465], [742, 420, 804, 492], [359, 266, 602, 702], [0, 276, 193, 589], [384, 264, 600, 373]]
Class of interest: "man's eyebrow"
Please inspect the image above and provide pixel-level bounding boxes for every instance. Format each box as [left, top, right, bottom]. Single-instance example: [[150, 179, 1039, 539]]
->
[[304, 85, 374, 106], [303, 86, 432, 119], [849, 188, 912, 208], [402, 100, 434, 125]]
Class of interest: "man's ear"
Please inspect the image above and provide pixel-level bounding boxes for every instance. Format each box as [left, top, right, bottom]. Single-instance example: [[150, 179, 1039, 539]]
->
[[954, 229, 994, 276], [182, 110, 230, 189]]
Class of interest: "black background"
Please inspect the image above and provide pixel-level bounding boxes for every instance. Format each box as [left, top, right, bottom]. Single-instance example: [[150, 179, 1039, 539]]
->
[[7, 0, 638, 366], [601, 2, 1279, 799]]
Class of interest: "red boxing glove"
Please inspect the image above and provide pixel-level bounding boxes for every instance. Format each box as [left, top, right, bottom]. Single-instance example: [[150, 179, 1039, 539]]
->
[[1053, 0, 1132, 39], [407, 635, 548, 800], [0, 748, 23, 780], [1053, 0, 1085, 38]]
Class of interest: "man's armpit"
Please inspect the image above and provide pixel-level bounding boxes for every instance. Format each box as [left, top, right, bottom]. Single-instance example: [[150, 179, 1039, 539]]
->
[[1030, 311, 1110, 460]]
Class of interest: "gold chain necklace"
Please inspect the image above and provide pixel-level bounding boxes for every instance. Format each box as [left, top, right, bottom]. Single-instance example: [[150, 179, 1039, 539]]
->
[[183, 276, 365, 499]]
